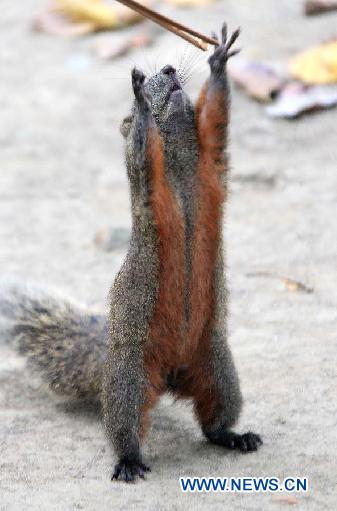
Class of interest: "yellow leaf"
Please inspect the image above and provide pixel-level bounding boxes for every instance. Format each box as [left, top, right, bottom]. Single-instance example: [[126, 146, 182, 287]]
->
[[290, 41, 337, 84], [55, 0, 149, 30]]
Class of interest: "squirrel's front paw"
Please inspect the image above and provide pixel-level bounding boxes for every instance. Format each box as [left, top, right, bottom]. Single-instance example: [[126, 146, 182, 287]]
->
[[111, 456, 151, 483], [132, 68, 150, 108], [208, 23, 240, 75]]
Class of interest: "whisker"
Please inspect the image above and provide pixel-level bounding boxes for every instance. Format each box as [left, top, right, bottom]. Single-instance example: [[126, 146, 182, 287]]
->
[[177, 43, 189, 79], [179, 48, 205, 84], [179, 44, 192, 81]]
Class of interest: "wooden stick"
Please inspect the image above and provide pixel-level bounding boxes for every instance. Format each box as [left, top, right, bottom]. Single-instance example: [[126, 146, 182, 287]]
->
[[116, 0, 219, 50], [161, 25, 208, 51], [305, 0, 337, 15], [118, 0, 218, 44]]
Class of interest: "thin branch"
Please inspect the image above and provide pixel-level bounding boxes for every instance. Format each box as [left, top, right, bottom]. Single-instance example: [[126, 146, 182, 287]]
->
[[115, 0, 219, 51], [246, 271, 314, 294]]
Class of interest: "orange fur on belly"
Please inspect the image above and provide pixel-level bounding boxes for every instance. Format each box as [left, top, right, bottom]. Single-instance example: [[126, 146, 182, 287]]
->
[[141, 125, 186, 433], [183, 86, 228, 427], [189, 87, 227, 346], [141, 85, 228, 431]]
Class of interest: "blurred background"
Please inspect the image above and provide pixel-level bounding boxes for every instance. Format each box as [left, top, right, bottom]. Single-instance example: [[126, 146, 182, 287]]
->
[[1, 1, 336, 510]]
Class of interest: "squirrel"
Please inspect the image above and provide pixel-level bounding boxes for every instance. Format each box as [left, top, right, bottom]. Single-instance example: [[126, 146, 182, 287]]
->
[[0, 23, 262, 483]]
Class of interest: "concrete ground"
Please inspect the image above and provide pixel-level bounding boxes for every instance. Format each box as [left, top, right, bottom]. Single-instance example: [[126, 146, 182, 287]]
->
[[0, 0, 336, 509]]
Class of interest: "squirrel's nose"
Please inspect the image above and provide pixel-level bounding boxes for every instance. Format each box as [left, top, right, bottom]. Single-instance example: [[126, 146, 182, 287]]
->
[[162, 65, 176, 75]]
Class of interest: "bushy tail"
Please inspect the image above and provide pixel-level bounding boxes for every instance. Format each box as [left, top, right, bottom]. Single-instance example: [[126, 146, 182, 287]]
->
[[0, 278, 108, 401]]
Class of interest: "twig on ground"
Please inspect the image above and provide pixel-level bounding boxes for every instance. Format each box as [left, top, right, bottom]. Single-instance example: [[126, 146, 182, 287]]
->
[[246, 271, 314, 294], [305, 0, 337, 15]]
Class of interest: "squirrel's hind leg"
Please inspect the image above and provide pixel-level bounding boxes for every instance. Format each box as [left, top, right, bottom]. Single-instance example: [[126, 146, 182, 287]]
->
[[103, 343, 162, 482], [184, 329, 262, 453]]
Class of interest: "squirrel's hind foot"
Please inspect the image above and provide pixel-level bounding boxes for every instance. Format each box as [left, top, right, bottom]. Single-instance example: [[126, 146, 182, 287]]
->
[[111, 457, 151, 483], [206, 429, 263, 453]]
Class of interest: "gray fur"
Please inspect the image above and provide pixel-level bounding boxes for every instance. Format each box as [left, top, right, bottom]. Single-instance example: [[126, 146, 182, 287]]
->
[[104, 54, 243, 473], [0, 277, 108, 400], [0, 26, 261, 482], [103, 70, 160, 464], [205, 246, 243, 433], [103, 231, 159, 460], [103, 27, 261, 479], [103, 67, 202, 467], [121, 69, 199, 321], [149, 69, 200, 323]]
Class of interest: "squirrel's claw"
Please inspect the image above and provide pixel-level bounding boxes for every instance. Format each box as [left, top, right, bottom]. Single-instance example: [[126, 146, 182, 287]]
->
[[209, 23, 241, 73], [132, 67, 145, 88], [131, 68, 150, 108], [206, 428, 263, 453], [211, 31, 219, 44], [224, 26, 240, 51], [221, 22, 228, 46], [111, 458, 151, 483], [235, 432, 263, 452]]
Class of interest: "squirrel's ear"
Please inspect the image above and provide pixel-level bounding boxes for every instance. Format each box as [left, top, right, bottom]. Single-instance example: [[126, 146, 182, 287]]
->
[[120, 115, 132, 139]]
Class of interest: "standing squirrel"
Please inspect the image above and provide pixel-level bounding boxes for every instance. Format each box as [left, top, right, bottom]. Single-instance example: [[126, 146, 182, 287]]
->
[[0, 23, 262, 483]]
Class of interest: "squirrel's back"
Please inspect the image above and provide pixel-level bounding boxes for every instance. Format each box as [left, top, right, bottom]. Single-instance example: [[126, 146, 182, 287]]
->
[[0, 277, 108, 400]]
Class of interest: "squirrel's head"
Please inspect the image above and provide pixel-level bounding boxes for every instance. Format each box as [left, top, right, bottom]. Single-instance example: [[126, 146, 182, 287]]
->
[[121, 64, 195, 139], [145, 65, 195, 131]]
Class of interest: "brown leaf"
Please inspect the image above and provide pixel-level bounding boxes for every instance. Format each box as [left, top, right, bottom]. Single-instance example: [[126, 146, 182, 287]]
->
[[246, 271, 314, 294], [266, 81, 337, 118], [228, 58, 284, 103], [272, 495, 299, 505], [33, 0, 155, 36], [55, 0, 150, 30], [283, 277, 314, 294], [33, 5, 96, 36], [95, 32, 153, 60]]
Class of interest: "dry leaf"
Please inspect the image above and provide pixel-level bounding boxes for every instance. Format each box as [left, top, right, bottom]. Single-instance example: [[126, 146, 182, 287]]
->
[[283, 277, 314, 294], [228, 58, 284, 102], [95, 32, 153, 59], [54, 0, 153, 31], [290, 41, 337, 84], [34, 0, 153, 36], [266, 81, 337, 118], [272, 495, 299, 505], [305, 0, 337, 15], [33, 6, 96, 36], [55, 0, 117, 28], [246, 271, 314, 294]]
